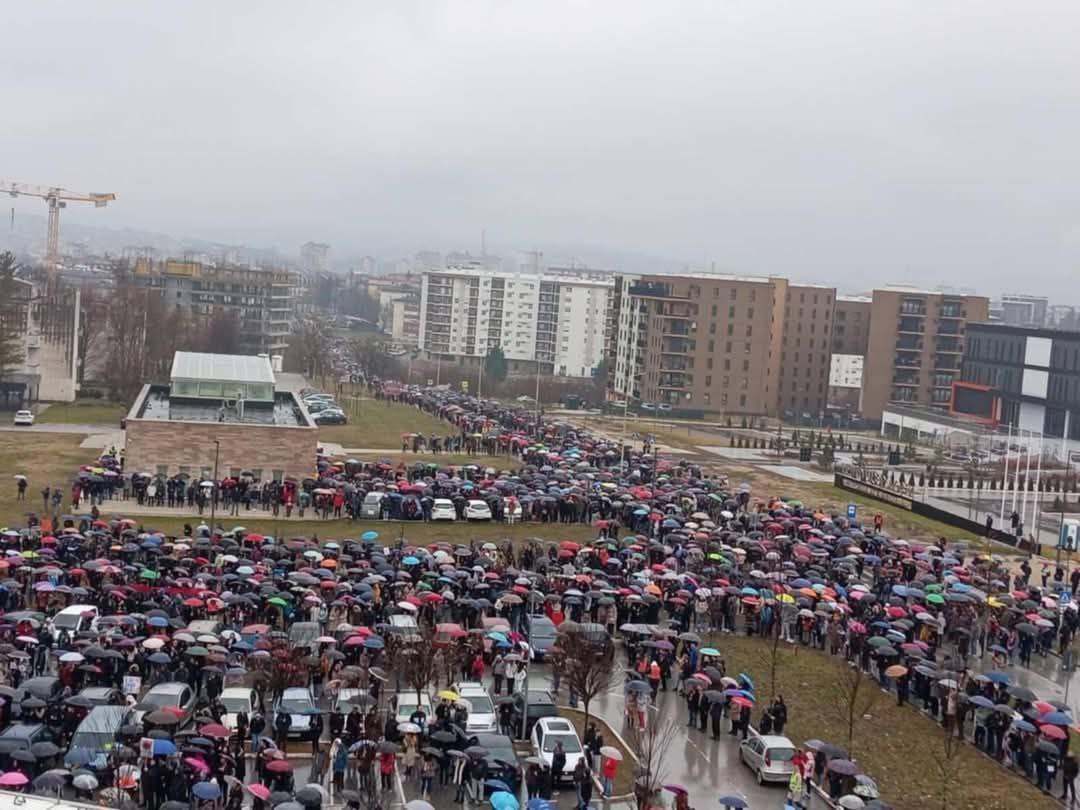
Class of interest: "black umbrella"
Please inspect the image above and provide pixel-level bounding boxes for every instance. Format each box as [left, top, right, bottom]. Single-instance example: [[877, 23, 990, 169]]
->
[[30, 741, 60, 758], [33, 771, 68, 790], [376, 741, 401, 754], [294, 787, 324, 808], [1008, 685, 1037, 702], [430, 731, 455, 744]]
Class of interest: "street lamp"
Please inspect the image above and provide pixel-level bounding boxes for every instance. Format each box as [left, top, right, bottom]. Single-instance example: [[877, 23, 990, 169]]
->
[[208, 439, 220, 531]]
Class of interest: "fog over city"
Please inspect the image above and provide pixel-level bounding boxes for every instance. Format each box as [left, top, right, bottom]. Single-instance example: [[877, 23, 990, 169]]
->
[[5, 2, 1080, 293]]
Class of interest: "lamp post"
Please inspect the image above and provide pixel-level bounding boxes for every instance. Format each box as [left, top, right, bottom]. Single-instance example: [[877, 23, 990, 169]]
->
[[208, 439, 220, 531]]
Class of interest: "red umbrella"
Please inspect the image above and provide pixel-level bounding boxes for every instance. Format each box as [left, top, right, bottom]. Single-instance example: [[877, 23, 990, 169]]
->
[[1041, 724, 1067, 740], [266, 759, 293, 773], [199, 723, 230, 739]]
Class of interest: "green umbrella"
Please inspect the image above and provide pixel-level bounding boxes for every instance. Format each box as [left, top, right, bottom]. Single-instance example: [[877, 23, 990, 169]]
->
[[139, 569, 160, 580], [867, 636, 891, 648], [268, 596, 288, 607], [185, 646, 209, 657], [926, 593, 945, 605]]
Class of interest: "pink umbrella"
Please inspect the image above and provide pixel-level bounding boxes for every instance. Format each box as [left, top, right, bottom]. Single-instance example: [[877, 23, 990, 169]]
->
[[0, 772, 28, 786], [245, 784, 271, 800], [183, 756, 210, 773]]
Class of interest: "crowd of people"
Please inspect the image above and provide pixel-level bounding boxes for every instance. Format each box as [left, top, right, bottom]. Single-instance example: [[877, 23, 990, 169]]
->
[[3, 380, 1080, 810]]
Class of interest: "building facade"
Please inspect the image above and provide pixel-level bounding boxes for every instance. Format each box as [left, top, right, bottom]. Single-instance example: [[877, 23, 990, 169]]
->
[[132, 259, 299, 354], [831, 296, 872, 355], [417, 264, 612, 377], [955, 323, 1080, 441], [860, 287, 990, 420], [605, 273, 835, 416], [999, 294, 1049, 328], [299, 242, 331, 274]]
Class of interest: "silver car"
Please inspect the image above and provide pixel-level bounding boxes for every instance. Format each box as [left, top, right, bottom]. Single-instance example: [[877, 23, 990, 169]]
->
[[739, 734, 796, 784]]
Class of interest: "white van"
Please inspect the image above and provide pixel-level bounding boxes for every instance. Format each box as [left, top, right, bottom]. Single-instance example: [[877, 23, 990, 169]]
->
[[48, 605, 99, 641]]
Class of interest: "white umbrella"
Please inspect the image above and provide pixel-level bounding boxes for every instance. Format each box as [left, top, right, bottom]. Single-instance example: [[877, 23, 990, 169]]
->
[[59, 652, 85, 664], [73, 773, 98, 791], [142, 637, 165, 650], [397, 722, 422, 734], [397, 601, 418, 613], [599, 745, 622, 761], [838, 796, 865, 810]]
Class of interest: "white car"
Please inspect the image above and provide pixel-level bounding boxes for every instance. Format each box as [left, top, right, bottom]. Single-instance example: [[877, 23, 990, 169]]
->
[[12, 411, 33, 427], [431, 499, 456, 521], [739, 734, 796, 784], [453, 682, 497, 733], [465, 500, 492, 521], [274, 686, 320, 739], [219, 687, 257, 736], [395, 692, 433, 726], [532, 717, 583, 783]]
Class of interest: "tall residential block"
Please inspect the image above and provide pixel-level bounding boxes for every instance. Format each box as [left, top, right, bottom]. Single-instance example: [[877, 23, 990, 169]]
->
[[417, 264, 611, 378], [606, 273, 836, 416], [860, 287, 990, 420]]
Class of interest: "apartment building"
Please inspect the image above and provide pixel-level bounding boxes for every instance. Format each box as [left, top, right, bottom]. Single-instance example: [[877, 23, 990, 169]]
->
[[831, 296, 872, 355], [132, 258, 299, 354], [778, 284, 837, 419], [860, 287, 990, 420], [999, 294, 1049, 328], [390, 294, 420, 347], [417, 264, 612, 377]]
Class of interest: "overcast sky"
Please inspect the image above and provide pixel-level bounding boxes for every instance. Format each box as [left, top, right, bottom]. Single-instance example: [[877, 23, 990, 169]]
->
[[5, 2, 1079, 294]]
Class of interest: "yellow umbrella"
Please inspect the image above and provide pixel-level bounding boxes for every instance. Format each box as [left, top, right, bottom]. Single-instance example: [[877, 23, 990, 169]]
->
[[778, 593, 795, 604], [437, 690, 459, 701]]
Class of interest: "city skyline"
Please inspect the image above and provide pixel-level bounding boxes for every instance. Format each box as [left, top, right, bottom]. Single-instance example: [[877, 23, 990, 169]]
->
[[4, 2, 1080, 296]]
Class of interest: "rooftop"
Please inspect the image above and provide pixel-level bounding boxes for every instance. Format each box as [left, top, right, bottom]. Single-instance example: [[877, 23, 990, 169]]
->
[[136, 385, 309, 427], [170, 352, 275, 385]]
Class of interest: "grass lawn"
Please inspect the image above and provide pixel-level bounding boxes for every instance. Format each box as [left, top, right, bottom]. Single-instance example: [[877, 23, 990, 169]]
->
[[0, 433, 88, 527], [709, 633, 1058, 810], [34, 401, 127, 425], [560, 709, 636, 797], [316, 400, 458, 449]]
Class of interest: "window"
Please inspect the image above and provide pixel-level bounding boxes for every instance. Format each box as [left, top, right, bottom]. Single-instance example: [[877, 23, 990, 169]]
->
[[727, 323, 734, 336], [728, 305, 736, 318], [272, 470, 284, 483], [739, 394, 746, 407], [747, 307, 754, 319], [730, 288, 737, 300], [251, 468, 262, 481], [724, 358, 731, 370], [745, 325, 752, 337], [156, 465, 169, 477], [743, 359, 750, 371], [705, 376, 712, 387], [710, 322, 716, 334], [707, 358, 713, 369], [725, 342, 733, 353], [200, 467, 212, 480]]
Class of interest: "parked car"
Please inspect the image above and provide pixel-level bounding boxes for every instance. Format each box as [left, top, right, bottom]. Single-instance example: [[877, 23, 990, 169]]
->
[[360, 492, 385, 519], [509, 690, 560, 738], [465, 500, 492, 521], [0, 723, 57, 767], [431, 498, 456, 521], [219, 687, 257, 736], [48, 604, 99, 642], [739, 734, 797, 784], [76, 686, 123, 707], [273, 687, 321, 740], [394, 691, 433, 726], [314, 408, 347, 425], [288, 622, 321, 651], [132, 682, 196, 726], [640, 402, 657, 411], [388, 614, 421, 642], [452, 682, 497, 733], [523, 614, 557, 661], [12, 410, 33, 426], [472, 732, 522, 792], [657, 403, 672, 412], [65, 705, 132, 770], [333, 687, 373, 715], [531, 717, 583, 783]]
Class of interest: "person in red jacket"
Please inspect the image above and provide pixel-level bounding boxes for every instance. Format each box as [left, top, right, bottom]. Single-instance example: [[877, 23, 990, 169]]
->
[[601, 755, 618, 797]]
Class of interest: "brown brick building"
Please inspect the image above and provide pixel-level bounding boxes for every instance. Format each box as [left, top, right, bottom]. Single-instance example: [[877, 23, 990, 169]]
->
[[124, 352, 318, 481], [860, 287, 990, 420], [831, 296, 872, 355], [608, 274, 836, 417]]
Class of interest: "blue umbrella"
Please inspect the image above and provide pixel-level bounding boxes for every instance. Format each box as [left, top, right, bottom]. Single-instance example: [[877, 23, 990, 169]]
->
[[147, 652, 171, 664], [737, 673, 754, 692], [1012, 719, 1036, 733], [192, 782, 221, 801], [363, 637, 385, 650], [403, 556, 420, 565], [968, 695, 995, 709], [152, 739, 177, 755], [625, 681, 651, 694], [490, 791, 519, 810], [485, 780, 512, 793], [361, 531, 379, 542], [1041, 711, 1073, 726], [526, 801, 556, 810], [147, 616, 169, 628], [983, 671, 1012, 684], [718, 798, 748, 810], [64, 747, 94, 767]]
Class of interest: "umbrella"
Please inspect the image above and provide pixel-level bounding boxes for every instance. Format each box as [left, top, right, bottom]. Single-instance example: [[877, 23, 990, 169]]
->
[[599, 745, 622, 761], [838, 797, 866, 810], [0, 772, 29, 786], [193, 782, 222, 801], [73, 773, 99, 791], [490, 791, 519, 810], [406, 802, 435, 810], [717, 798, 748, 810], [828, 759, 860, 776]]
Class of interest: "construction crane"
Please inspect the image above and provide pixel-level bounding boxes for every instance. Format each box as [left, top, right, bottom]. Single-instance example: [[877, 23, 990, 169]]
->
[[1, 181, 116, 270]]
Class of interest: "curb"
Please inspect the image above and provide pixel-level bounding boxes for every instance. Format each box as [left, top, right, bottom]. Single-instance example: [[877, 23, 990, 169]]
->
[[557, 703, 637, 802]]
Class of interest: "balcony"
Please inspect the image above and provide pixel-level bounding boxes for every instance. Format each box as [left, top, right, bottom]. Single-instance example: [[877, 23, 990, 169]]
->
[[899, 299, 927, 316], [661, 338, 695, 354], [897, 317, 925, 334], [628, 281, 688, 300], [895, 336, 923, 351], [661, 323, 694, 337]]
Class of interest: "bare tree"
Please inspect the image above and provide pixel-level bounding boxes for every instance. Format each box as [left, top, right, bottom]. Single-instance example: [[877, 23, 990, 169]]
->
[[552, 629, 619, 738], [626, 715, 679, 810], [936, 717, 963, 810], [398, 628, 442, 709], [0, 252, 25, 380], [831, 660, 878, 756]]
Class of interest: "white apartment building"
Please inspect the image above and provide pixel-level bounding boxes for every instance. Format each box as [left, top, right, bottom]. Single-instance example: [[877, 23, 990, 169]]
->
[[418, 264, 613, 377]]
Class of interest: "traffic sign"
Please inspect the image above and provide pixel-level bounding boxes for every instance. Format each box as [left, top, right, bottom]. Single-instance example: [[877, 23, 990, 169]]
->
[[847, 504, 857, 520]]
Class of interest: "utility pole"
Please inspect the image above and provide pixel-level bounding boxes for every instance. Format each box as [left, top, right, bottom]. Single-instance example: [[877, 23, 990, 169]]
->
[[208, 439, 221, 531]]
